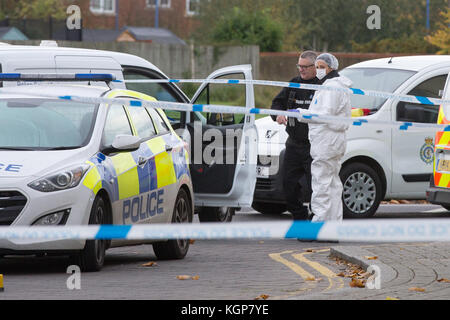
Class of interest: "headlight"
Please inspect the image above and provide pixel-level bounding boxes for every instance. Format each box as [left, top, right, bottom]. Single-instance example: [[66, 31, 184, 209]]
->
[[28, 164, 90, 192]]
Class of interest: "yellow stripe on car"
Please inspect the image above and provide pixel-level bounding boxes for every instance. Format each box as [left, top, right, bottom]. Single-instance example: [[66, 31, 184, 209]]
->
[[83, 161, 102, 195], [111, 153, 140, 200], [147, 136, 177, 189]]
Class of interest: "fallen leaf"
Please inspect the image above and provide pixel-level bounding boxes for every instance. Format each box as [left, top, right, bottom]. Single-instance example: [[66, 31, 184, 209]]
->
[[254, 294, 270, 300], [386, 296, 400, 300], [438, 278, 450, 283], [349, 279, 365, 288], [408, 287, 426, 292], [191, 275, 200, 280], [399, 200, 411, 204], [390, 200, 400, 204], [337, 272, 346, 277], [176, 275, 192, 280], [189, 240, 195, 244], [142, 262, 157, 267], [305, 249, 315, 253], [364, 256, 378, 260], [305, 276, 316, 281], [258, 241, 264, 244]]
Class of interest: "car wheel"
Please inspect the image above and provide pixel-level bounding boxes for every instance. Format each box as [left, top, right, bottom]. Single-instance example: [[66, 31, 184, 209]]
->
[[198, 206, 234, 222], [340, 163, 383, 219], [71, 196, 108, 272], [252, 202, 287, 215], [153, 188, 192, 260]]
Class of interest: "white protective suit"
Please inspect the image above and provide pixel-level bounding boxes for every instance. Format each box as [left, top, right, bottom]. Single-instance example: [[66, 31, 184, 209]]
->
[[308, 75, 353, 221]]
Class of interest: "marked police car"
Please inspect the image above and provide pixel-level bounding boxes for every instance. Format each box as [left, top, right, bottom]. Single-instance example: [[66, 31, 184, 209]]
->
[[0, 42, 258, 223], [254, 55, 450, 218], [0, 74, 194, 271]]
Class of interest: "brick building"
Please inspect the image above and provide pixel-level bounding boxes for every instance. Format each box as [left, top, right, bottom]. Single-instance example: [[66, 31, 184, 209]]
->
[[75, 0, 200, 39]]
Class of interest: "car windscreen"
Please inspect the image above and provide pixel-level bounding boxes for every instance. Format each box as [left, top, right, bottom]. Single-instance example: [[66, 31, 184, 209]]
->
[[0, 99, 98, 150], [339, 68, 416, 113]]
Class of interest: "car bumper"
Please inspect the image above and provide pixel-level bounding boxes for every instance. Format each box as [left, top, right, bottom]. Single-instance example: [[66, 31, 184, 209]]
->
[[427, 186, 450, 206], [253, 176, 286, 203], [0, 178, 94, 251]]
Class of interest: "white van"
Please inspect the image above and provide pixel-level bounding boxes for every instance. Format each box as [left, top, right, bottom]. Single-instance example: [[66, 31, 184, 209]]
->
[[0, 42, 258, 222], [254, 55, 450, 218]]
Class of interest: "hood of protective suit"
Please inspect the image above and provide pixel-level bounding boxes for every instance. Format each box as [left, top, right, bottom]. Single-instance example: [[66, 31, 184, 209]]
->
[[324, 75, 353, 89]]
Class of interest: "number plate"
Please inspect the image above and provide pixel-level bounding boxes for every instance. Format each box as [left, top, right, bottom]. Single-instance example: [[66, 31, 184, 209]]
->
[[438, 159, 450, 172], [256, 166, 270, 179]]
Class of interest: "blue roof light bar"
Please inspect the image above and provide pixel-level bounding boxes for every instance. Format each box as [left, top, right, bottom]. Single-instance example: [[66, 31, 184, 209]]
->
[[0, 73, 116, 82]]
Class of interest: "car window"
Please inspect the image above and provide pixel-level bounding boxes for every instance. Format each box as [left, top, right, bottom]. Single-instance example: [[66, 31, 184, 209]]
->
[[128, 106, 157, 140], [123, 68, 185, 128], [102, 104, 133, 146], [146, 107, 170, 134], [0, 99, 97, 149], [340, 68, 416, 113], [396, 75, 446, 123], [194, 73, 246, 126]]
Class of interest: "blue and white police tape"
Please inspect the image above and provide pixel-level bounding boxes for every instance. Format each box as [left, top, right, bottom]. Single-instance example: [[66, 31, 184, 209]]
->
[[1, 88, 449, 132], [1, 219, 450, 242], [117, 78, 450, 107]]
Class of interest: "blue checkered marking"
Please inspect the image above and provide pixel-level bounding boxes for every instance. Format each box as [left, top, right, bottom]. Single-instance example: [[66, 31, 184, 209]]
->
[[95, 225, 132, 239], [289, 83, 301, 88], [285, 221, 325, 240], [400, 122, 413, 131], [228, 80, 240, 84]]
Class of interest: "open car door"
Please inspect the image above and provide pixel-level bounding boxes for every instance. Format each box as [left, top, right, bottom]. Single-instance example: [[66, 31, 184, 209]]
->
[[186, 65, 257, 220]]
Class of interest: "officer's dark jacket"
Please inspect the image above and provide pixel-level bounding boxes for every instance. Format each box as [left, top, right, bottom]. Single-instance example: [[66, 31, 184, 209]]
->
[[270, 76, 320, 145]]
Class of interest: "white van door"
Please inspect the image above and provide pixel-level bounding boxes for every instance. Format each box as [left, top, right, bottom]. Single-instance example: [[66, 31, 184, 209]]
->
[[187, 65, 258, 208], [391, 72, 448, 197]]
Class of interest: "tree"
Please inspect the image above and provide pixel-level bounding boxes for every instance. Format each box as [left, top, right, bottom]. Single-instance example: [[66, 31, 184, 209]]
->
[[209, 7, 282, 52], [426, 7, 450, 54], [0, 0, 66, 19]]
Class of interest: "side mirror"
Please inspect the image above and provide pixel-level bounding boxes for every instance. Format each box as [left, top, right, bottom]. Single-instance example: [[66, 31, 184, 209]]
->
[[102, 135, 141, 154]]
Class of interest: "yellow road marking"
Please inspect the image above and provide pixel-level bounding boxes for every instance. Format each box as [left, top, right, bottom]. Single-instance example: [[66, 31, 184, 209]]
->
[[269, 248, 344, 299], [292, 250, 344, 291], [269, 251, 315, 280]]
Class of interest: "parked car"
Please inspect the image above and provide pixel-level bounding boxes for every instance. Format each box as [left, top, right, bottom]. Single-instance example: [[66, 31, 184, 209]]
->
[[0, 77, 194, 271], [0, 42, 258, 222], [253, 55, 450, 218]]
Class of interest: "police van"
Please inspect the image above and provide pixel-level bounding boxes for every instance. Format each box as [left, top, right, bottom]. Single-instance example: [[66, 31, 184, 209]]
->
[[427, 74, 450, 207], [0, 74, 194, 271], [254, 56, 450, 218], [0, 42, 258, 222]]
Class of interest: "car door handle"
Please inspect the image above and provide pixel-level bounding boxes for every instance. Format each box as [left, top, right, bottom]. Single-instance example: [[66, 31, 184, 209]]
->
[[165, 145, 173, 152], [138, 156, 149, 166]]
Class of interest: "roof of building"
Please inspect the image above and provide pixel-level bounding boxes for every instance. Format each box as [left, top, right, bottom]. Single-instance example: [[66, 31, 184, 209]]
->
[[0, 27, 28, 41]]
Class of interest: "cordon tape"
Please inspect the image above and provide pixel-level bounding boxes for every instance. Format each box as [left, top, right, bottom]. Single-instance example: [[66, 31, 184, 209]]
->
[[1, 219, 450, 242], [1, 74, 450, 243]]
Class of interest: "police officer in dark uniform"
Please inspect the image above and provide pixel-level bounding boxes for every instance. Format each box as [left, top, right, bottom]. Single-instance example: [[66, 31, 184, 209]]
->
[[271, 51, 319, 220]]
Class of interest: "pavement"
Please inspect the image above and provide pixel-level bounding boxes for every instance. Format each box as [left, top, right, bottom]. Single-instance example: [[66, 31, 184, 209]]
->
[[291, 242, 450, 300]]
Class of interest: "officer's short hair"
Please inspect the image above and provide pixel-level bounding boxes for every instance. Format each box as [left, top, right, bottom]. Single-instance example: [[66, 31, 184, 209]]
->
[[300, 51, 318, 64]]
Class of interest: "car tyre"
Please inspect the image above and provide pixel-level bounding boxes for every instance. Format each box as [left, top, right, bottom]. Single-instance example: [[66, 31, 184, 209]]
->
[[71, 196, 108, 272], [198, 206, 234, 222], [251, 202, 287, 215], [340, 163, 383, 219], [153, 188, 193, 260]]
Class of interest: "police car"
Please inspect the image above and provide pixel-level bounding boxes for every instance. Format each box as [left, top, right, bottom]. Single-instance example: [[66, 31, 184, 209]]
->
[[0, 74, 194, 271], [254, 55, 450, 218], [0, 42, 258, 223]]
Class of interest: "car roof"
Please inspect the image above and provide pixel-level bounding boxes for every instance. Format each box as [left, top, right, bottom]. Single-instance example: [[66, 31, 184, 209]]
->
[[346, 55, 450, 72], [0, 84, 110, 99], [0, 44, 164, 74]]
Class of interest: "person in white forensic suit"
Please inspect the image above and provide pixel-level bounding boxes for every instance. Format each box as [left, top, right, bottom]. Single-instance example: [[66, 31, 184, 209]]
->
[[307, 53, 353, 222]]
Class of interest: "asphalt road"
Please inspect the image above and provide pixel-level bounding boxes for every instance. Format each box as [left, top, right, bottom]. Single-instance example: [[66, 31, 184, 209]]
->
[[0, 204, 448, 300]]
